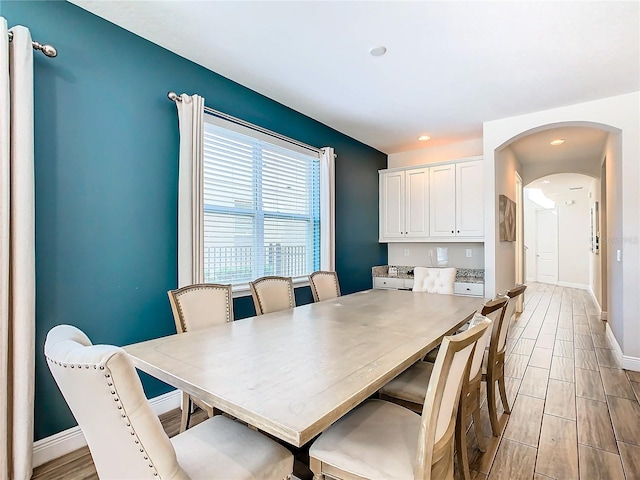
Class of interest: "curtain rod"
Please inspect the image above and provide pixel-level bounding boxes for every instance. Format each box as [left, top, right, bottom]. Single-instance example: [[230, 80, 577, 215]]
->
[[7, 31, 57, 58], [167, 91, 325, 156]]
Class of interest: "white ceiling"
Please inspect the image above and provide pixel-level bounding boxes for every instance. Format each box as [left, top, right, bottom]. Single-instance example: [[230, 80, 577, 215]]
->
[[527, 172, 594, 198], [70, 1, 639, 155]]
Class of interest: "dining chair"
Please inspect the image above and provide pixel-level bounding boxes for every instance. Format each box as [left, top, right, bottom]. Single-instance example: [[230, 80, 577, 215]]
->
[[45, 325, 294, 480], [308, 270, 341, 302], [249, 276, 295, 315], [168, 283, 233, 432], [380, 296, 508, 480], [309, 316, 492, 480], [484, 283, 527, 436], [412, 266, 457, 294]]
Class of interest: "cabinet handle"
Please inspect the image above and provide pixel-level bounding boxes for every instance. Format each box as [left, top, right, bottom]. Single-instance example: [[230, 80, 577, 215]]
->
[[451, 230, 454, 234], [457, 230, 460, 233]]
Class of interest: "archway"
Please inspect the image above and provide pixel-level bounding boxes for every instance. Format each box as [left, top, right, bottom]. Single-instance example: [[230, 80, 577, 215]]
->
[[482, 92, 640, 369]]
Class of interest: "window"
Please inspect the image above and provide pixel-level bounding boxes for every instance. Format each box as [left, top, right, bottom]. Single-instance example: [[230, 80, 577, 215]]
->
[[202, 115, 321, 286]]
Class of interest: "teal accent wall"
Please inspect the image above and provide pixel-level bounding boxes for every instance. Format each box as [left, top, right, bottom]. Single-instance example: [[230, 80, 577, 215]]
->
[[1, 1, 387, 441]]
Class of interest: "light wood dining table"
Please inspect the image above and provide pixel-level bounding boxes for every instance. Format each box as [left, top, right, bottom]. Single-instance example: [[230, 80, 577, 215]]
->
[[124, 289, 484, 447]]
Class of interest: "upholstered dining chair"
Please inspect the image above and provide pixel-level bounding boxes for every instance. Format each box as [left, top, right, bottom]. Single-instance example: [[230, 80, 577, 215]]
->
[[380, 296, 508, 480], [249, 276, 295, 315], [412, 267, 457, 294], [168, 283, 233, 432], [45, 325, 294, 480], [484, 283, 527, 436], [308, 270, 341, 302], [309, 317, 492, 480]]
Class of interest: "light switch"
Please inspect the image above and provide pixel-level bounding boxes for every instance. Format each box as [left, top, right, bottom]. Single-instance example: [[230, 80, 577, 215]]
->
[[404, 249, 410, 257], [617, 250, 622, 262], [466, 249, 472, 258]]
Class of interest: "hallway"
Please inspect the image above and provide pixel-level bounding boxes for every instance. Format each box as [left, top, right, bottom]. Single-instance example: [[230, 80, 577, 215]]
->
[[468, 282, 640, 479]]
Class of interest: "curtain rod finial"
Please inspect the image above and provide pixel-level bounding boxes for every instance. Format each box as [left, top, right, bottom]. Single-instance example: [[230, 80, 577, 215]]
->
[[34, 42, 57, 57], [167, 91, 182, 102]]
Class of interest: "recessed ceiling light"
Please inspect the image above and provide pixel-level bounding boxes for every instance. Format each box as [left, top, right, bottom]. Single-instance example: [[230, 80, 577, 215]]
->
[[417, 135, 431, 141], [369, 46, 387, 57], [541, 180, 551, 184], [550, 139, 565, 146]]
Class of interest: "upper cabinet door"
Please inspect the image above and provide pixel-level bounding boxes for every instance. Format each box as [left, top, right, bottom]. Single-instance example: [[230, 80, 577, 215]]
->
[[456, 160, 484, 237], [429, 164, 456, 237], [379, 170, 405, 239], [405, 167, 429, 238]]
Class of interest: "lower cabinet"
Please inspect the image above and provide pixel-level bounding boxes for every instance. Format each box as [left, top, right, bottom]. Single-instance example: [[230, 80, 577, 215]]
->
[[372, 277, 414, 290], [453, 282, 484, 297], [373, 277, 484, 297]]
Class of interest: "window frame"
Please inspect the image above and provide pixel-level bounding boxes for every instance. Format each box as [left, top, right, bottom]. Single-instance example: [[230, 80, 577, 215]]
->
[[201, 113, 323, 297]]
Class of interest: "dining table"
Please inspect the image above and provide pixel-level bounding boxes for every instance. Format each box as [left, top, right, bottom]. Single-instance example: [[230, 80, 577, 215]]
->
[[123, 288, 485, 447]]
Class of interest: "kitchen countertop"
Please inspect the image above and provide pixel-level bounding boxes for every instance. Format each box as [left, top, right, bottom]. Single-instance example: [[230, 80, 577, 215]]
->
[[372, 265, 484, 284]]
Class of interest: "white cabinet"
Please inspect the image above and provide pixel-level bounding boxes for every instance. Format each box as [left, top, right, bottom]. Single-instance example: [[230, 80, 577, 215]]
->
[[373, 277, 414, 290], [379, 167, 429, 241], [455, 161, 484, 237], [429, 159, 483, 239], [453, 282, 484, 297], [429, 164, 456, 236]]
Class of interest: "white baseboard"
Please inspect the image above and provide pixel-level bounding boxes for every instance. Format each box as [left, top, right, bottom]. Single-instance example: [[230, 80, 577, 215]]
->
[[588, 286, 602, 314], [557, 281, 590, 290], [604, 323, 640, 372], [33, 389, 181, 468]]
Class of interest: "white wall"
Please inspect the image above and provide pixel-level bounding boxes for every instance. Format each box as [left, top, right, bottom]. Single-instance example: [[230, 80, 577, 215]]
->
[[493, 146, 520, 295], [524, 194, 538, 281], [388, 138, 482, 169], [483, 91, 640, 366], [386, 139, 485, 271]]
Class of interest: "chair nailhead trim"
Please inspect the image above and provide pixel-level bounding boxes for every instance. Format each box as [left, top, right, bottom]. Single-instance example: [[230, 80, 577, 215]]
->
[[45, 355, 160, 476]]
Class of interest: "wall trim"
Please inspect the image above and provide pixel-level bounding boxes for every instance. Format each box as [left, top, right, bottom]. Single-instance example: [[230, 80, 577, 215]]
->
[[557, 281, 590, 290], [601, 311, 608, 320], [604, 322, 640, 372], [588, 286, 602, 314], [32, 389, 181, 468]]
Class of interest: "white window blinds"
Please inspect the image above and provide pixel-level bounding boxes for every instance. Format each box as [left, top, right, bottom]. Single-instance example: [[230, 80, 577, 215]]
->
[[202, 116, 320, 286]]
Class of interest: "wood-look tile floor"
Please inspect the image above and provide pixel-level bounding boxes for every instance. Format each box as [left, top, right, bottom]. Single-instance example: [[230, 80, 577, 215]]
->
[[32, 282, 640, 480]]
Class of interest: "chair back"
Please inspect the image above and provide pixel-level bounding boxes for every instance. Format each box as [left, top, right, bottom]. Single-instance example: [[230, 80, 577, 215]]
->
[[414, 316, 492, 478], [466, 296, 508, 380], [45, 325, 187, 480], [309, 271, 341, 302], [249, 276, 295, 315], [502, 284, 528, 343], [412, 267, 457, 294], [168, 283, 233, 333]]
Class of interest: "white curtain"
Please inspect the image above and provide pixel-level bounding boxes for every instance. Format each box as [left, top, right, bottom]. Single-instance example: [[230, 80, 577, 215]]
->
[[175, 94, 205, 287], [320, 147, 335, 271], [0, 18, 36, 480]]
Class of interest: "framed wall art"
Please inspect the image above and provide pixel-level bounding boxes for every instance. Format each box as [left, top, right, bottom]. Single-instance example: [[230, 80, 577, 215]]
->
[[499, 194, 516, 242]]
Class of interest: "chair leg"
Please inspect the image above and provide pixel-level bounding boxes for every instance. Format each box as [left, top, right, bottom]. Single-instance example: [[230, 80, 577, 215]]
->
[[498, 373, 511, 414], [179, 391, 193, 433], [486, 379, 500, 437], [471, 401, 486, 453], [455, 406, 471, 480]]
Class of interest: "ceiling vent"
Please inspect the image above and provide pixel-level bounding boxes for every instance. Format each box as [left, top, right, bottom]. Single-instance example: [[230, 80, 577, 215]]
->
[[568, 186, 584, 190]]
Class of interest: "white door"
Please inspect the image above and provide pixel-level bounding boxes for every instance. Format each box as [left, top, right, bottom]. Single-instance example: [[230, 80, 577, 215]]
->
[[536, 209, 558, 284]]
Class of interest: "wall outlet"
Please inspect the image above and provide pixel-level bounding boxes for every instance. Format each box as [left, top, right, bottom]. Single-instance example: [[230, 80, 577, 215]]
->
[[466, 249, 472, 258], [404, 249, 410, 257]]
